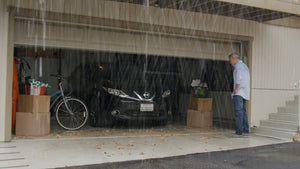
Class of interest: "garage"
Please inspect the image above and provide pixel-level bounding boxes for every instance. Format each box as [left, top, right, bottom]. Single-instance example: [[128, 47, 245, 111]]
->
[[12, 14, 247, 138], [2, 0, 300, 168]]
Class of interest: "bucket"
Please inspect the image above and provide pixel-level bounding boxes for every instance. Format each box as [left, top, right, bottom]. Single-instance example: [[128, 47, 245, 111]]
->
[[40, 86, 46, 95]]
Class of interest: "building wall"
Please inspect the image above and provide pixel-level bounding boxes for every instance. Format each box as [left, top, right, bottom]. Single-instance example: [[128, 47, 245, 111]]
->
[[6, 0, 300, 128], [251, 24, 300, 126]]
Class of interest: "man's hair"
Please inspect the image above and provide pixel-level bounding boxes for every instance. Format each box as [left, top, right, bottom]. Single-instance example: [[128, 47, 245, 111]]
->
[[228, 52, 240, 59]]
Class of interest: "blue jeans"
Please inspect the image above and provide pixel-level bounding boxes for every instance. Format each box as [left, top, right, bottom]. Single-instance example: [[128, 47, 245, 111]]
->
[[233, 95, 249, 135]]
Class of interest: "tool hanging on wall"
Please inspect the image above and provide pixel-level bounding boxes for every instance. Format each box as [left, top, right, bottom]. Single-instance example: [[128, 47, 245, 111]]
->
[[34, 49, 45, 78]]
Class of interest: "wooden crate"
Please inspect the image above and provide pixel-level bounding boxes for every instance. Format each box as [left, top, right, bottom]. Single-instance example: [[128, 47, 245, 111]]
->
[[187, 109, 213, 128], [189, 97, 212, 112]]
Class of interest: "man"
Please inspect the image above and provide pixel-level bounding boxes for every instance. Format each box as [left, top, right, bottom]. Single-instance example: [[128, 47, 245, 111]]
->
[[228, 53, 250, 136]]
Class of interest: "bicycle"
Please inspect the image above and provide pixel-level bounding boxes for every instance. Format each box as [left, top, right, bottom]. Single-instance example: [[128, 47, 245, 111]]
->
[[50, 74, 89, 130]]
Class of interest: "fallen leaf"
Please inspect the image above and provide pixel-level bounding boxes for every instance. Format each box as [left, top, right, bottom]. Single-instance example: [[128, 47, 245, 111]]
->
[[140, 152, 144, 155], [96, 145, 102, 149], [118, 147, 125, 150], [200, 137, 207, 140]]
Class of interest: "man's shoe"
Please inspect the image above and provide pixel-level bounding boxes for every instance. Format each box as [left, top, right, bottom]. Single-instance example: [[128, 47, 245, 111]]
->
[[243, 133, 250, 136], [232, 134, 243, 138]]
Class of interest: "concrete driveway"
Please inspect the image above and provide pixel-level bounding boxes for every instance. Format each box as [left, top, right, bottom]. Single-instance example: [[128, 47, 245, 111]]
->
[[0, 129, 289, 169]]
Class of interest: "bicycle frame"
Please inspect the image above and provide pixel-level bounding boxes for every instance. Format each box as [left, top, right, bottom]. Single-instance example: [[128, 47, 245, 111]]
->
[[50, 82, 73, 115]]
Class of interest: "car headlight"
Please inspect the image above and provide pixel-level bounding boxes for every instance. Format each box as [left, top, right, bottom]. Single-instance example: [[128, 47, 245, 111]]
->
[[162, 90, 171, 98], [108, 88, 126, 97]]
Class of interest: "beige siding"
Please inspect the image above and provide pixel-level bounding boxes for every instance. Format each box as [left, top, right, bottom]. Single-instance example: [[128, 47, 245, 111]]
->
[[252, 24, 300, 90], [251, 24, 300, 126]]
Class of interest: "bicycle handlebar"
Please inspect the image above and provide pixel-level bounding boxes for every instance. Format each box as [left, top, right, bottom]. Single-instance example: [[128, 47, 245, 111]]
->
[[50, 74, 65, 81]]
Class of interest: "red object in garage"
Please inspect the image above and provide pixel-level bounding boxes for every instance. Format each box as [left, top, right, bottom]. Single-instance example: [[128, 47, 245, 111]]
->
[[12, 59, 19, 131]]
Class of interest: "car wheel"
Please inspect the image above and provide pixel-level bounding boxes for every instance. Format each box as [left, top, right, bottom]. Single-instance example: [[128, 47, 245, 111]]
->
[[159, 119, 168, 126]]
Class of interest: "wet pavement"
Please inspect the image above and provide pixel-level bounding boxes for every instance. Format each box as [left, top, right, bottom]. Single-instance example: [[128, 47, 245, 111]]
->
[[62, 142, 300, 169]]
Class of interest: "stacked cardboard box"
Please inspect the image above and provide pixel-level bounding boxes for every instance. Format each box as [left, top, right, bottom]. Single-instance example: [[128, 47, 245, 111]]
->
[[16, 95, 50, 136], [187, 98, 213, 128]]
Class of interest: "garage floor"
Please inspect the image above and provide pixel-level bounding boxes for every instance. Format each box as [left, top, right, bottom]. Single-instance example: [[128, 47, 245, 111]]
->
[[2, 124, 289, 169], [13, 119, 212, 140]]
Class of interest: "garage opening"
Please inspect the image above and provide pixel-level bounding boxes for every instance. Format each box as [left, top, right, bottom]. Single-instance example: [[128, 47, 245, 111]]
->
[[12, 16, 251, 138], [13, 43, 244, 138]]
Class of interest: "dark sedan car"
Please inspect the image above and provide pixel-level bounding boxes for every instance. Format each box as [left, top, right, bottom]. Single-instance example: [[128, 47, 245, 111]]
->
[[70, 57, 173, 127]]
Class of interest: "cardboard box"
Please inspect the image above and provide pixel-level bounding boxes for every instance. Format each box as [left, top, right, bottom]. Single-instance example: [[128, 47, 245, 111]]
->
[[187, 109, 213, 128], [17, 95, 50, 113], [16, 112, 50, 136], [189, 98, 212, 111]]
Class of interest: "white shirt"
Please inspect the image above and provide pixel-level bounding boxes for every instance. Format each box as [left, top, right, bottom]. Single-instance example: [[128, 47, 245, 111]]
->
[[233, 60, 250, 100]]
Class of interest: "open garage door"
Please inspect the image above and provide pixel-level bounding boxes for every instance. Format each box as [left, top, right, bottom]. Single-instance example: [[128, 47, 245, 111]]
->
[[14, 19, 240, 61]]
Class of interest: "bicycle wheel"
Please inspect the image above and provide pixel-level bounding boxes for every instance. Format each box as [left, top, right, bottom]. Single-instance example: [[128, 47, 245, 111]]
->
[[56, 98, 88, 130]]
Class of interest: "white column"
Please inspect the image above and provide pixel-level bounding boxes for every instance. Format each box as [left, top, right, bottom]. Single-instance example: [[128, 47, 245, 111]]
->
[[298, 83, 300, 132], [0, 0, 13, 142]]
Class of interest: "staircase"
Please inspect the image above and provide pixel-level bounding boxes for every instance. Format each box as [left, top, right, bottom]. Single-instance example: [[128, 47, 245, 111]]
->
[[253, 96, 299, 141]]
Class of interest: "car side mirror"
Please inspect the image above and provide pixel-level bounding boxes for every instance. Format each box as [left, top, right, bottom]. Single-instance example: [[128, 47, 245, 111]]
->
[[162, 90, 171, 98]]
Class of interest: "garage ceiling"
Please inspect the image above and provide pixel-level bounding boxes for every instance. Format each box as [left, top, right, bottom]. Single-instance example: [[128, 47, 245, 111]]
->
[[109, 0, 297, 22]]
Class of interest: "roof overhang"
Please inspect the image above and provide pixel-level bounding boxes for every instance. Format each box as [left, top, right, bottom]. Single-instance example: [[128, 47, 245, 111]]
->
[[216, 0, 300, 15]]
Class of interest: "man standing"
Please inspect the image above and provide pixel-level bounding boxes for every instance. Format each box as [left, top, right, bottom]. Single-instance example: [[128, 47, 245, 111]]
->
[[229, 53, 250, 136]]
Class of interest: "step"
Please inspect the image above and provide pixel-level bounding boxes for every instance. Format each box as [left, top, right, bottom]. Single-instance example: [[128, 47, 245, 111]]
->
[[285, 100, 298, 107], [284, 104, 298, 110], [258, 122, 297, 132], [277, 107, 298, 114], [260, 120, 299, 131], [269, 113, 299, 122], [253, 126, 297, 141]]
